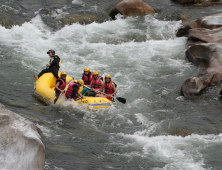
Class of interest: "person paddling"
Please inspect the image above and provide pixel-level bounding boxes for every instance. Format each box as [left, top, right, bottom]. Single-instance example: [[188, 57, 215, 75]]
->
[[65, 79, 85, 100], [85, 71, 103, 97], [34, 50, 60, 80], [81, 68, 93, 95], [96, 74, 117, 100], [55, 72, 73, 97]]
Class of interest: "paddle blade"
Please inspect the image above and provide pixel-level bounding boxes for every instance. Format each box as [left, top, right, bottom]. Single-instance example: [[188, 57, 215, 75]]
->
[[116, 97, 126, 104]]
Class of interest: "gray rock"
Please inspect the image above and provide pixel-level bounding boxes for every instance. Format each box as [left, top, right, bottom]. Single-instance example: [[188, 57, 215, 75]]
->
[[0, 103, 45, 170]]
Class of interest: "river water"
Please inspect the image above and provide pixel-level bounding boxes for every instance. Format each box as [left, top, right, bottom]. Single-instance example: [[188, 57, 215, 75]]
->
[[1, 0, 222, 170]]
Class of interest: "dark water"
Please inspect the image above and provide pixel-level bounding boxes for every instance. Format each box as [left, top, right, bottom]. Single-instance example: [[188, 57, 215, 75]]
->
[[1, 0, 222, 169]]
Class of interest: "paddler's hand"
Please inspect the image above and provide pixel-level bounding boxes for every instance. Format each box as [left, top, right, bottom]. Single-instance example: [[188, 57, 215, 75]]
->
[[46, 64, 50, 67], [61, 90, 65, 94], [91, 89, 95, 92]]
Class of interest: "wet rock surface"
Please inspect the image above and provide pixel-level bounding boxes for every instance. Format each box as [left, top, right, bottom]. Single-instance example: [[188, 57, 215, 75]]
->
[[59, 14, 103, 25], [188, 28, 222, 45], [109, 0, 155, 20], [171, 128, 193, 137], [177, 13, 222, 98], [177, 13, 222, 37], [0, 103, 45, 170]]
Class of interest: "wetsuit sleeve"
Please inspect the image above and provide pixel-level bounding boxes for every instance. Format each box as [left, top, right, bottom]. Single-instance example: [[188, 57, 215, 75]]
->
[[82, 75, 84, 80], [72, 86, 79, 98]]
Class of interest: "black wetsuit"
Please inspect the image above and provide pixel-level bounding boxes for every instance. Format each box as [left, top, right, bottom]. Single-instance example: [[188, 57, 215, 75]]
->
[[38, 55, 60, 79]]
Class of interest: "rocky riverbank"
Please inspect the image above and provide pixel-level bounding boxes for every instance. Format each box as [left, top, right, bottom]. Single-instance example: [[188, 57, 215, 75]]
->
[[0, 103, 45, 170], [177, 13, 222, 98], [1, 0, 222, 30]]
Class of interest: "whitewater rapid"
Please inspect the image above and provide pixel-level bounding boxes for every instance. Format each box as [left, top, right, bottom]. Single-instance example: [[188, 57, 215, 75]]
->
[[1, 14, 222, 170]]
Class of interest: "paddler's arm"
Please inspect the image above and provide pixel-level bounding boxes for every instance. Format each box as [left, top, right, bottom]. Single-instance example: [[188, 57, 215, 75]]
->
[[55, 82, 63, 93], [89, 81, 93, 91], [98, 80, 104, 92]]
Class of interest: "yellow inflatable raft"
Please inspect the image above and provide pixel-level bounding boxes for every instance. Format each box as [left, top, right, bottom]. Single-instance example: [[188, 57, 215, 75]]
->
[[34, 72, 112, 109]]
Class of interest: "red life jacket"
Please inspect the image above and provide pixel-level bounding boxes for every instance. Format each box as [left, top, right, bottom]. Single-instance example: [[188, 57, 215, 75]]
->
[[55, 78, 66, 94], [83, 72, 93, 85], [104, 81, 115, 94], [91, 76, 102, 90], [65, 82, 79, 98]]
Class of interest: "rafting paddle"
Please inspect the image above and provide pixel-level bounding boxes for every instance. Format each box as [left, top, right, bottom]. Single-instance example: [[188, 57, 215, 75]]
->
[[54, 78, 74, 104], [84, 85, 126, 104]]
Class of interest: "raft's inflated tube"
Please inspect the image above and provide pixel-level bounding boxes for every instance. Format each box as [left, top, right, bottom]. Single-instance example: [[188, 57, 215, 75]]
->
[[34, 72, 82, 104], [34, 72, 112, 109]]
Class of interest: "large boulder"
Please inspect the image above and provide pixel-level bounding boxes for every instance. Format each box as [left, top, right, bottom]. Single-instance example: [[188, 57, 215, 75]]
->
[[109, 0, 155, 20], [181, 44, 222, 98], [177, 13, 222, 37], [0, 103, 45, 170], [188, 27, 222, 45]]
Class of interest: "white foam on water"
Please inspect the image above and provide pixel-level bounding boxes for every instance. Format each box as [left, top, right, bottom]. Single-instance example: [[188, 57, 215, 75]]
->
[[36, 123, 52, 137], [0, 15, 187, 89], [176, 96, 185, 101], [109, 133, 222, 169], [72, 0, 85, 6], [45, 161, 66, 170], [50, 6, 69, 19], [145, 14, 182, 40]]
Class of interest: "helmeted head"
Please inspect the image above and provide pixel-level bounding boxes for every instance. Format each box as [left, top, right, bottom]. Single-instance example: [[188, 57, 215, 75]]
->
[[47, 50, 55, 56], [60, 71, 67, 78], [105, 74, 111, 82], [105, 74, 111, 79], [93, 71, 99, 79], [78, 79, 84, 86], [84, 68, 90, 75], [84, 68, 90, 72]]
